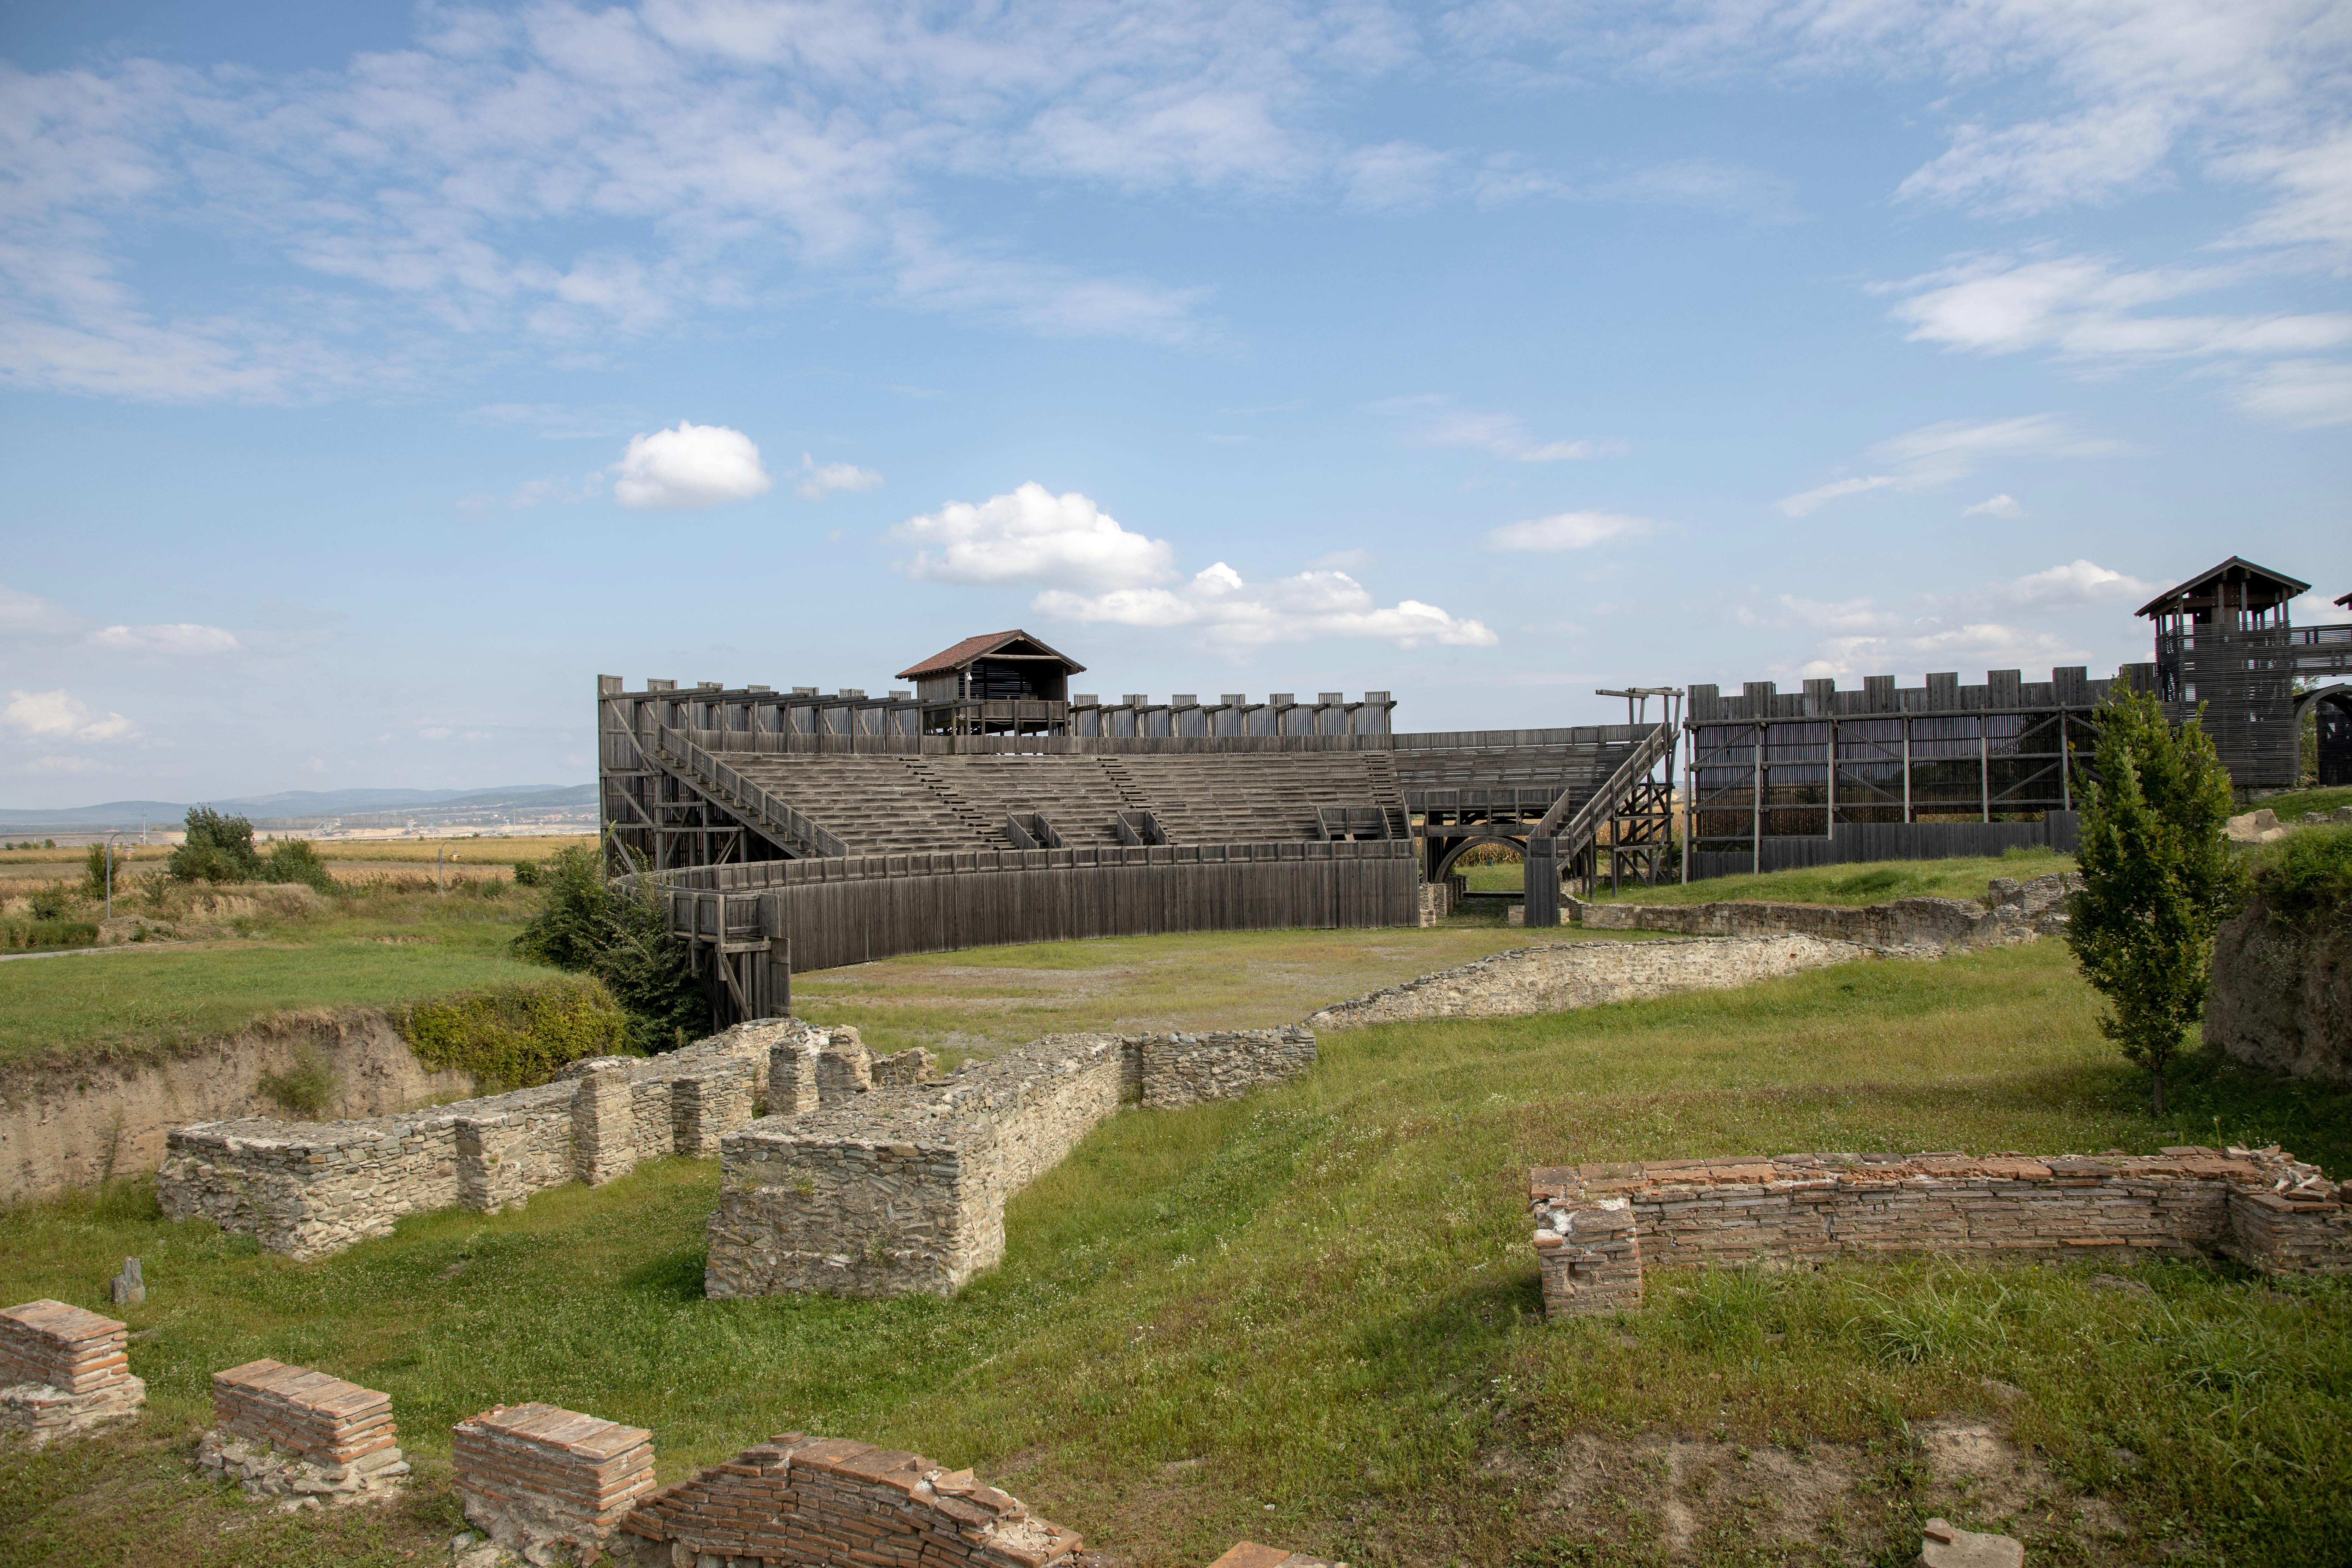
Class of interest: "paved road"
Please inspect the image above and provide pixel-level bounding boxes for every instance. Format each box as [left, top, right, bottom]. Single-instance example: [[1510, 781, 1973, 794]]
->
[[0, 942, 176, 965]]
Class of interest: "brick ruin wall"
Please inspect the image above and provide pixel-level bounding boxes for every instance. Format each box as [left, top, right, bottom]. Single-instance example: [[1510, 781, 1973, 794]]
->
[[707, 1027, 1318, 1299], [1529, 1146, 2352, 1318], [1302, 936, 1866, 1030], [155, 1018, 826, 1260], [2204, 895, 2352, 1087], [612, 1431, 1085, 1568]]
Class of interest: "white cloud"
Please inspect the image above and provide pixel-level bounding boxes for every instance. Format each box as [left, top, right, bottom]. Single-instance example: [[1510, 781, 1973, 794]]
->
[[0, 584, 82, 635], [419, 726, 452, 741], [895, 482, 1492, 652], [88, 623, 240, 655], [1743, 558, 2161, 679], [1963, 493, 2025, 517], [2228, 359, 2352, 427], [2, 688, 136, 742], [895, 482, 1175, 591], [1485, 511, 1657, 551], [1778, 414, 2120, 515], [1379, 396, 1614, 461], [1885, 253, 2352, 361], [797, 454, 883, 499], [1776, 476, 1901, 517], [611, 422, 773, 509], [1036, 562, 1498, 652]]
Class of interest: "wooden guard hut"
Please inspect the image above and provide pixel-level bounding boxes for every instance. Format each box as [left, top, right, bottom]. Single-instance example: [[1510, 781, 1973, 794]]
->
[[897, 630, 1084, 737], [2136, 557, 2351, 789]]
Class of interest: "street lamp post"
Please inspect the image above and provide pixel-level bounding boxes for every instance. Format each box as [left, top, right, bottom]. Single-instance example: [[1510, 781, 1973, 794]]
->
[[103, 830, 120, 922]]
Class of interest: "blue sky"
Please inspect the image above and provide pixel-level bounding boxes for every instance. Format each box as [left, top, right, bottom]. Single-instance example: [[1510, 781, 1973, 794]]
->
[[1, 0, 2347, 805]]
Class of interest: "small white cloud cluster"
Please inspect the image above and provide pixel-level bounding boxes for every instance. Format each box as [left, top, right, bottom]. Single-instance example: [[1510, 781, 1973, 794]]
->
[[3, 689, 135, 743], [1741, 558, 2162, 679], [797, 453, 883, 499], [611, 422, 773, 509], [894, 483, 1494, 651]]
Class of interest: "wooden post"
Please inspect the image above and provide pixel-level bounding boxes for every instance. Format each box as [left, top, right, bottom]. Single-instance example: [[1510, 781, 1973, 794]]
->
[[2059, 711, 2071, 812], [1825, 718, 1836, 842], [1751, 721, 1763, 876], [1902, 717, 1912, 824], [1979, 723, 1990, 824]]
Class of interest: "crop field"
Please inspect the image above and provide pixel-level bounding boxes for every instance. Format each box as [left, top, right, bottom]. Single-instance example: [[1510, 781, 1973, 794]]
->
[[2, 919, 2346, 1568]]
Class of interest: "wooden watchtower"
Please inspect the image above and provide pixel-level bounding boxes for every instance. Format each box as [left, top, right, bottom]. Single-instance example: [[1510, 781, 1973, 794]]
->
[[2135, 558, 2325, 790], [896, 630, 1084, 737]]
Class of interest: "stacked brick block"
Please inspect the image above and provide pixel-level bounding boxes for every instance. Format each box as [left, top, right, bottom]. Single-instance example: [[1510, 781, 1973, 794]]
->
[[0, 1299, 144, 1444], [212, 1359, 401, 1466], [1531, 1146, 2352, 1318], [454, 1402, 656, 1561], [612, 1433, 1083, 1568], [1208, 1545, 1350, 1568], [203, 1358, 408, 1501]]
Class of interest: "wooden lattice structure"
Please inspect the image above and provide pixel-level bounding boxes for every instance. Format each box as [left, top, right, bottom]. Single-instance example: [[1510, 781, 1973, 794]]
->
[[1682, 666, 2127, 877], [598, 637, 1673, 1025]]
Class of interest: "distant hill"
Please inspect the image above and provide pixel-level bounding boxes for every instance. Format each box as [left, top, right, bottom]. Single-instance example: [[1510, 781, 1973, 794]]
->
[[0, 784, 594, 828]]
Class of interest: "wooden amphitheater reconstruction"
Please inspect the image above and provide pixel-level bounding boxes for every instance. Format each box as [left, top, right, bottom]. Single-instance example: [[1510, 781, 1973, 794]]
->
[[605, 557, 2350, 1027]]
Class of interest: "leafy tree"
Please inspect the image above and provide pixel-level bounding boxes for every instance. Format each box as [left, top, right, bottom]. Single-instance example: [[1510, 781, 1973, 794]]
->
[[512, 843, 705, 1054], [81, 842, 117, 899], [166, 807, 265, 883], [2066, 688, 2241, 1115], [261, 838, 336, 894]]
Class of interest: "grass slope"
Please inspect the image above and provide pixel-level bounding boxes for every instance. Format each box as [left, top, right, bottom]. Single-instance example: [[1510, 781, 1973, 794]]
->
[[4, 939, 2346, 1567], [1457, 849, 2075, 903], [790, 924, 1616, 1059], [0, 887, 552, 1068]]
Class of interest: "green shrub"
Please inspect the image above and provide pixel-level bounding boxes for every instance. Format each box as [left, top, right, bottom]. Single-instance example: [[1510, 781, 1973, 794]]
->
[[1, 919, 99, 951], [167, 807, 264, 884], [2068, 687, 2241, 1116], [398, 979, 632, 1088], [512, 859, 541, 886], [513, 844, 706, 1054], [257, 1049, 340, 1118], [2248, 823, 2352, 924], [260, 838, 336, 895], [24, 882, 75, 921]]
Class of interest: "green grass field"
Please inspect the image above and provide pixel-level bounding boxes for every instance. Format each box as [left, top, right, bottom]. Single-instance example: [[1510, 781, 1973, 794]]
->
[[4, 936, 2346, 1568], [1455, 848, 2076, 904], [0, 884, 553, 1068]]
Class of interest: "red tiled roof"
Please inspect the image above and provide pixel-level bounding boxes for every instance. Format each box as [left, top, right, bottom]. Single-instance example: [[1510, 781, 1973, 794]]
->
[[895, 630, 1085, 680]]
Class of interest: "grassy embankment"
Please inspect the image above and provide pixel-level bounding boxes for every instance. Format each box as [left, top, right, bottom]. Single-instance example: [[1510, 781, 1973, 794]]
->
[[4, 931, 2347, 1567], [0, 883, 553, 1071], [1455, 847, 2077, 903]]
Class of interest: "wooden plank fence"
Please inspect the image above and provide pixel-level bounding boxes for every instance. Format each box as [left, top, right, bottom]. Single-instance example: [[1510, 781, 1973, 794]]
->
[[1685, 813, 2079, 882]]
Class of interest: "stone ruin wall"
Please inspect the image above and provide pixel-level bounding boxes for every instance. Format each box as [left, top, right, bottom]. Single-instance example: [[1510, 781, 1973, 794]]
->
[[155, 1019, 831, 1260], [2204, 894, 2352, 1087], [706, 1027, 1318, 1300], [1303, 936, 1866, 1030], [1565, 872, 2081, 948], [1529, 1146, 2352, 1318]]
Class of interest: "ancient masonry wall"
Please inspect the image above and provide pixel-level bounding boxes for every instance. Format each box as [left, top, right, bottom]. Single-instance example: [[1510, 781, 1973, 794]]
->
[[156, 1019, 817, 1260], [707, 1028, 1317, 1300], [1303, 937, 1864, 1030], [1565, 874, 2081, 948], [610, 1432, 1084, 1568], [1529, 1146, 2352, 1318], [0, 1299, 145, 1445]]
